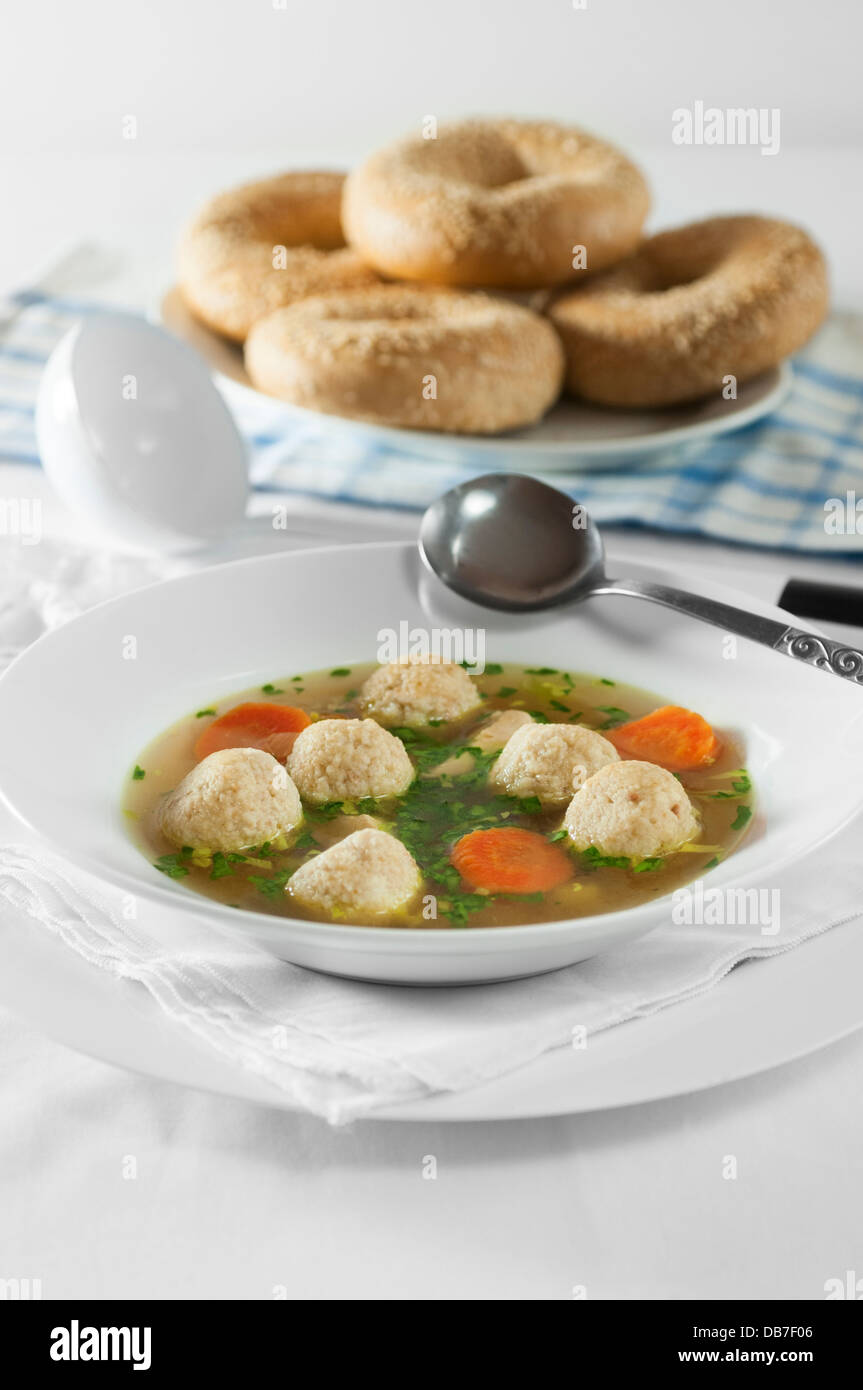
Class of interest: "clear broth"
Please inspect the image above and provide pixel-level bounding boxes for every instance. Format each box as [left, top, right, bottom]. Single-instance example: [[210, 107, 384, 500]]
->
[[124, 663, 754, 928]]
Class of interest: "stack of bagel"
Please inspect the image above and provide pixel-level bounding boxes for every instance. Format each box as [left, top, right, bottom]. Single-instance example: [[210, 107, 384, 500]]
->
[[178, 118, 829, 434]]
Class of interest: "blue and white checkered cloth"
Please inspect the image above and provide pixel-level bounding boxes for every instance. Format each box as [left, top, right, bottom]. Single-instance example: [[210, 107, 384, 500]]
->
[[2, 289, 862, 554]]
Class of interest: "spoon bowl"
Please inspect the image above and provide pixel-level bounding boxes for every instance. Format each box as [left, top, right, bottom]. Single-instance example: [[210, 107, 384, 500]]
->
[[420, 473, 605, 611]]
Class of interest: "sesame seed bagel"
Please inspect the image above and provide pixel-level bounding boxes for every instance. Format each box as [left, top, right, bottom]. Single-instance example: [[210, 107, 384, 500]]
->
[[547, 214, 829, 408], [177, 171, 378, 342], [244, 285, 565, 434], [342, 118, 650, 289]]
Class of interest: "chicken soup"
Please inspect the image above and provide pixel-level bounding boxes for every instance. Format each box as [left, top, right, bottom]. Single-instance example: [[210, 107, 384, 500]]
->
[[124, 660, 754, 928]]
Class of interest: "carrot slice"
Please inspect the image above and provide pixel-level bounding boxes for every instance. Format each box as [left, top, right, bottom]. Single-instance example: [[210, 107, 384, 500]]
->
[[451, 827, 573, 895], [608, 704, 720, 771], [194, 703, 312, 763]]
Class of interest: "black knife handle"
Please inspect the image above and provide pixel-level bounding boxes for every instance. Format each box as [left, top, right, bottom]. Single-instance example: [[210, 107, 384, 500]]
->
[[779, 578, 863, 628]]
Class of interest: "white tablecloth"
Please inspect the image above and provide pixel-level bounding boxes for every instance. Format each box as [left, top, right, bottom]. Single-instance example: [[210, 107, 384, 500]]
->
[[2, 144, 862, 1301]]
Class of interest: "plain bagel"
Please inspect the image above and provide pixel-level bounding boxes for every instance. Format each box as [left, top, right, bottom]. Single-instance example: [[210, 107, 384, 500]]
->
[[547, 214, 829, 407], [342, 118, 650, 289], [178, 171, 378, 341], [244, 284, 565, 434]]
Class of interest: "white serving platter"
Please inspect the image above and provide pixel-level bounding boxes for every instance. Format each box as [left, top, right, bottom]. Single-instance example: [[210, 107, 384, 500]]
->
[[160, 287, 792, 471]]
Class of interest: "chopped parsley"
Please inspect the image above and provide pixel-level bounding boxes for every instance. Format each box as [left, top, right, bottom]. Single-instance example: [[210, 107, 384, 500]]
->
[[496, 686, 517, 698], [392, 726, 419, 744], [525, 667, 558, 675], [701, 770, 752, 801], [132, 765, 146, 781], [596, 706, 630, 729], [330, 667, 352, 677], [529, 710, 549, 723], [261, 683, 284, 695], [484, 663, 504, 676], [580, 846, 633, 870], [392, 749, 540, 922], [249, 868, 295, 898], [436, 893, 489, 925], [549, 699, 570, 712], [308, 800, 346, 821], [195, 708, 216, 719], [580, 846, 663, 872], [704, 856, 720, 870], [598, 678, 616, 686], [154, 851, 190, 879], [731, 804, 752, 832]]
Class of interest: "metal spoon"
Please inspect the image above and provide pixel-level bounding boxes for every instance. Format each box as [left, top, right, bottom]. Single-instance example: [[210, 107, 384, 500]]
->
[[419, 473, 863, 685]]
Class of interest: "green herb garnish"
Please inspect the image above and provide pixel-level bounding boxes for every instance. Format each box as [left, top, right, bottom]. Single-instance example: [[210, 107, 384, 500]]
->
[[596, 706, 630, 729], [195, 708, 216, 719], [154, 852, 189, 879], [249, 868, 295, 898], [484, 663, 504, 676], [438, 893, 489, 925], [330, 667, 351, 677], [132, 765, 146, 780], [261, 683, 284, 694], [581, 846, 632, 870], [731, 805, 752, 831], [392, 749, 537, 922], [210, 852, 235, 880], [309, 800, 346, 821]]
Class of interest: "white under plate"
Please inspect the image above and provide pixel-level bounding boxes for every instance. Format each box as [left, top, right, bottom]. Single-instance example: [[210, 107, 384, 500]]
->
[[159, 287, 792, 471], [1, 543, 862, 1118], [0, 842, 861, 1121]]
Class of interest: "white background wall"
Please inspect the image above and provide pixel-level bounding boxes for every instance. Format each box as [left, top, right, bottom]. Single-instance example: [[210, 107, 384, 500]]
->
[[3, 0, 862, 298], [6, 0, 863, 154]]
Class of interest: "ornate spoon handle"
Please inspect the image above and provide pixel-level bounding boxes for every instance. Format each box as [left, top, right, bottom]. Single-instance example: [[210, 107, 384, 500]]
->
[[596, 579, 863, 686], [772, 627, 863, 683]]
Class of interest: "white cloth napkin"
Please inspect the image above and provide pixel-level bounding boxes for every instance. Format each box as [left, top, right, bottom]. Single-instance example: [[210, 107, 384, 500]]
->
[[1, 538, 861, 1124], [1, 835, 861, 1124]]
